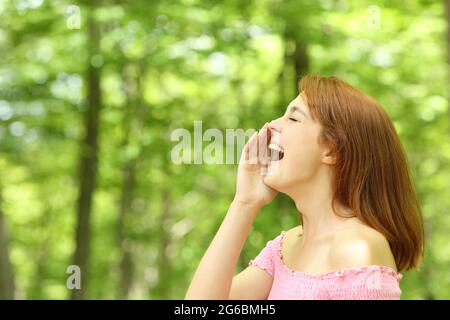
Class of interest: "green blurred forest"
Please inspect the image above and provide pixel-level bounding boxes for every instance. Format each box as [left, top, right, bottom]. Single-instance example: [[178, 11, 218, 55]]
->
[[0, 0, 449, 300]]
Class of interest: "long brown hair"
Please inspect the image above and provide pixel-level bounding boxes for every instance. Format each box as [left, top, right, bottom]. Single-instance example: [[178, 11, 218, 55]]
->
[[299, 75, 424, 272]]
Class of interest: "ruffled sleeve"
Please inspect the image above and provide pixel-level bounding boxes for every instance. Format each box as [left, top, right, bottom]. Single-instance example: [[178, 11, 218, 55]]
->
[[248, 232, 284, 278]]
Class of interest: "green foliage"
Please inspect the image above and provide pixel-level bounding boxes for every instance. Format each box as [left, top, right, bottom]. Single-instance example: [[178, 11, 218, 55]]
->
[[0, 0, 449, 299]]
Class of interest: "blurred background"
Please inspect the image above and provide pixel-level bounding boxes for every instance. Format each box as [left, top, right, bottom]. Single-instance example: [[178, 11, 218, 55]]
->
[[0, 0, 449, 299]]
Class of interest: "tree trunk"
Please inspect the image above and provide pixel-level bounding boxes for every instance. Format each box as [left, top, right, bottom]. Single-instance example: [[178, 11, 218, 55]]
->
[[116, 64, 138, 299], [0, 185, 15, 299], [152, 189, 172, 298], [71, 13, 102, 300]]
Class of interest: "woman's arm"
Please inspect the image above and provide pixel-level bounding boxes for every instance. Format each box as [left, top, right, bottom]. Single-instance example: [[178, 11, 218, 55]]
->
[[184, 200, 260, 299], [185, 124, 277, 299]]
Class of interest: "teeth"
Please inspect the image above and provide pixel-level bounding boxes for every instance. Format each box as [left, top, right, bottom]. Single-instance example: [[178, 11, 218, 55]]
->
[[268, 143, 284, 153], [268, 143, 284, 162]]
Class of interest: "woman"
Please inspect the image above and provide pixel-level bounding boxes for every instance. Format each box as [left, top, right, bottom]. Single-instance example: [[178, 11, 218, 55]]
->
[[185, 75, 424, 300]]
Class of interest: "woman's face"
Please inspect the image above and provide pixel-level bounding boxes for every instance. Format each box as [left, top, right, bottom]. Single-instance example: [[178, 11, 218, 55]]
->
[[263, 93, 332, 192]]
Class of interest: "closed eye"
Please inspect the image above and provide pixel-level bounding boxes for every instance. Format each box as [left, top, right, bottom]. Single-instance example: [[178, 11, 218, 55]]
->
[[288, 117, 298, 122]]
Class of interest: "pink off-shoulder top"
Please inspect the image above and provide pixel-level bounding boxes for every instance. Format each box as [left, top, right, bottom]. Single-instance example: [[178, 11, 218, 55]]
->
[[249, 231, 403, 300]]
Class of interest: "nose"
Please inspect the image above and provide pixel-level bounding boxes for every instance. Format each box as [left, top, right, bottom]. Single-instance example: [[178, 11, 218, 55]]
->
[[268, 117, 283, 133]]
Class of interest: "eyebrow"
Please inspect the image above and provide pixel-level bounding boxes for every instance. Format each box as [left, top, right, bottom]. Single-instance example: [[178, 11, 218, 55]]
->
[[289, 106, 309, 119]]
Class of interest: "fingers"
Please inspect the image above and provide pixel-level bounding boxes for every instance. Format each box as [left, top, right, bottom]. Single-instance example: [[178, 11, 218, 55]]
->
[[248, 130, 259, 165], [240, 131, 256, 164], [240, 123, 270, 167], [258, 123, 270, 166], [259, 123, 272, 176]]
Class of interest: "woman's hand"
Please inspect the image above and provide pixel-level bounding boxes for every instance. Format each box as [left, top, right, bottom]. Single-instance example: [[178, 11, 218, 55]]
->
[[234, 123, 278, 209]]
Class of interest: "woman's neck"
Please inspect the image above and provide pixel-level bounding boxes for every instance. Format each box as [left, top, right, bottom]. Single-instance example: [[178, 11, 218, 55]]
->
[[287, 169, 359, 244]]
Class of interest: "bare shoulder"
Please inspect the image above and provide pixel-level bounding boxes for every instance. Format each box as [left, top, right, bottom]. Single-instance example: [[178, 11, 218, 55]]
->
[[282, 225, 304, 248], [285, 225, 303, 239], [330, 225, 398, 272]]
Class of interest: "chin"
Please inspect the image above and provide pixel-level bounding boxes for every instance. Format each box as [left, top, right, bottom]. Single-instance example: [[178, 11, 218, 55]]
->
[[264, 170, 305, 196], [263, 173, 283, 192]]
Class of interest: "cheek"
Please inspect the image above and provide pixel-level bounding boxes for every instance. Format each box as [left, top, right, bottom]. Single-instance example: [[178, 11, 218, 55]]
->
[[284, 135, 322, 173], [286, 148, 319, 174]]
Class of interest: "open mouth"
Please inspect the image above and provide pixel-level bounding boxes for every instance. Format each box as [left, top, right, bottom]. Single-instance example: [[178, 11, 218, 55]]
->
[[268, 143, 284, 161]]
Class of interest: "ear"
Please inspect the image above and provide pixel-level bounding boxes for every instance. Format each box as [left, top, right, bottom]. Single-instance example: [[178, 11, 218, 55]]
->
[[321, 147, 337, 165]]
